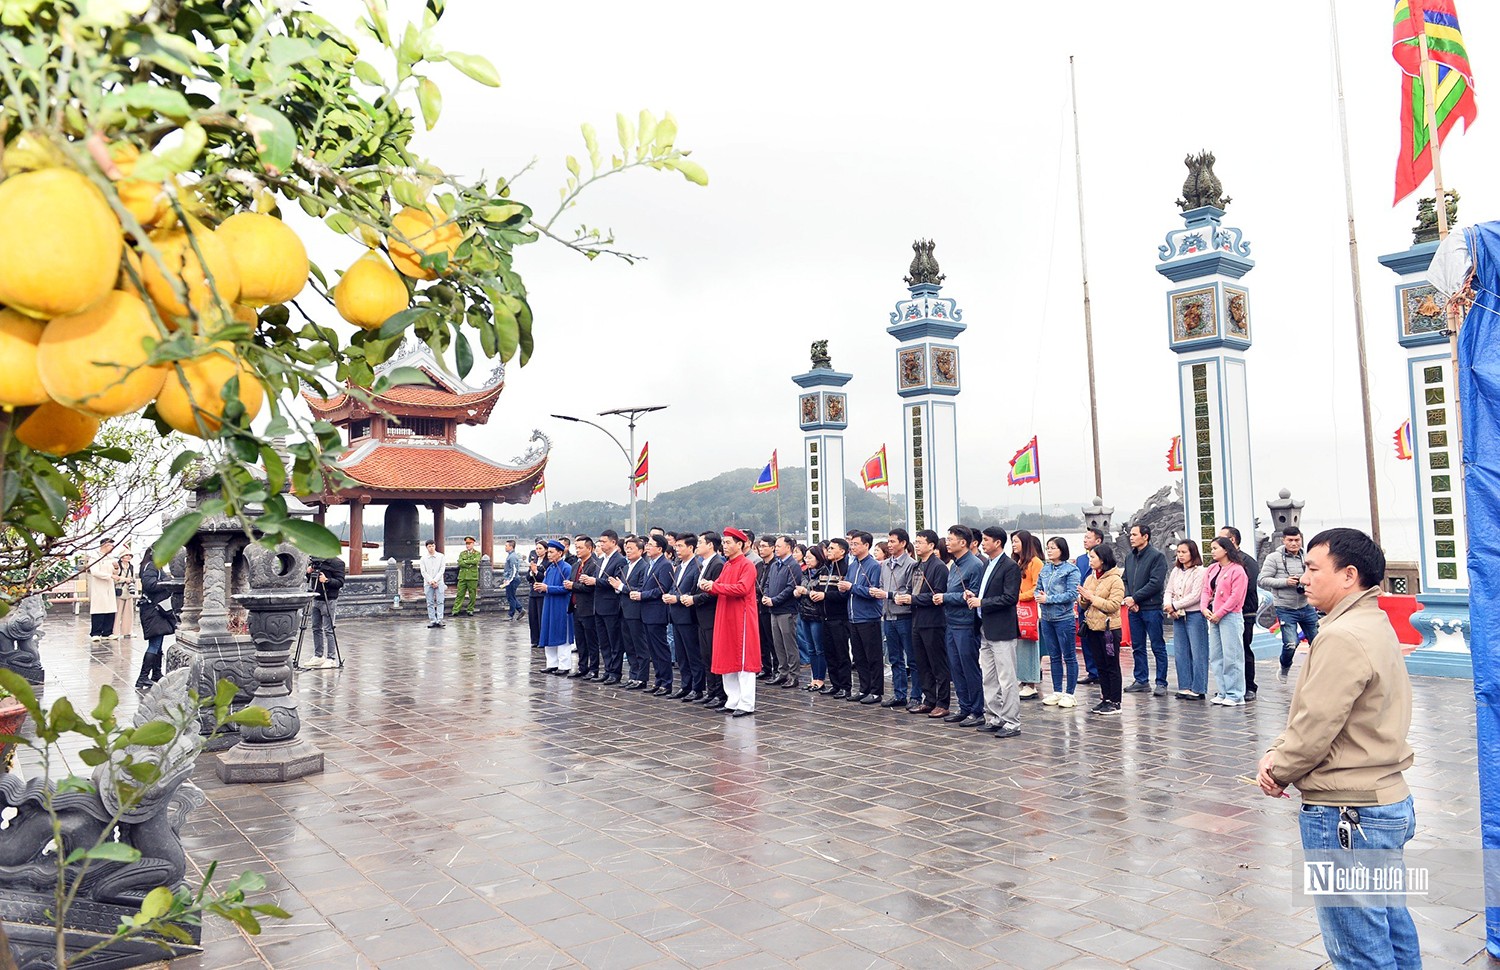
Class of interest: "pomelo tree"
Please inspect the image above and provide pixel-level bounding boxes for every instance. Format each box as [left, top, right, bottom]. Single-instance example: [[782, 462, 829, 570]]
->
[[0, 0, 706, 598]]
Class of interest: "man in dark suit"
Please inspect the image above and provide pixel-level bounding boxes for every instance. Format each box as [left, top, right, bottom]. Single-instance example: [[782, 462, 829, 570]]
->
[[565, 535, 599, 678], [619, 537, 650, 689], [591, 530, 629, 684], [685, 531, 726, 708], [665, 535, 702, 699], [754, 536, 775, 679], [966, 526, 1023, 738], [763, 535, 802, 688], [635, 534, 676, 695]]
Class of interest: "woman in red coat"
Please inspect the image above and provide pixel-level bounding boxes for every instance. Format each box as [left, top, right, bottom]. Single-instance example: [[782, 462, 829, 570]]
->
[[702, 527, 761, 717]]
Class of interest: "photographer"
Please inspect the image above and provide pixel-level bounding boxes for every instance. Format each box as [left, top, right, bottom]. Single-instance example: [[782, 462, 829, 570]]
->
[[305, 555, 345, 668], [134, 545, 176, 689]]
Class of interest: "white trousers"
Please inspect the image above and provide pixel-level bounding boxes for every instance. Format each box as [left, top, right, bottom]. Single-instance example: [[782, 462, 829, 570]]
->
[[544, 644, 574, 669], [722, 671, 757, 712]]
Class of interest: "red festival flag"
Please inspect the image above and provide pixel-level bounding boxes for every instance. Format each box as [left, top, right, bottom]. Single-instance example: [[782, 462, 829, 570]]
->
[[1395, 419, 1415, 460], [752, 451, 779, 493], [532, 474, 545, 495], [633, 442, 649, 486], [1393, 0, 1477, 204], [860, 445, 890, 489], [1167, 435, 1183, 472], [1007, 436, 1041, 486]]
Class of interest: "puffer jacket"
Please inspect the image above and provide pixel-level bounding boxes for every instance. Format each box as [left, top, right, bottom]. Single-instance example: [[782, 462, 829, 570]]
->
[[1082, 567, 1124, 631]]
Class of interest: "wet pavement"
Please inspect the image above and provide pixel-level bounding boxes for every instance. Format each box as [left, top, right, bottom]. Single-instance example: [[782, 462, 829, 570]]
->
[[16, 610, 1492, 969]]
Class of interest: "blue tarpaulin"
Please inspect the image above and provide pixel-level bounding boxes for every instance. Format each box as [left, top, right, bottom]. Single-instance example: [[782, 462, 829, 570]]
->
[[1458, 221, 1500, 958]]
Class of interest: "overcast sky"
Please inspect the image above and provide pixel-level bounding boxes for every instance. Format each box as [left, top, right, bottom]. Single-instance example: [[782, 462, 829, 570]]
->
[[300, 1, 1500, 559]]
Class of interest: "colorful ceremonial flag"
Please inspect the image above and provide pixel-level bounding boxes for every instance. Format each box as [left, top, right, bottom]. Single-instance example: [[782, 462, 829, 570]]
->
[[1007, 436, 1041, 486], [1395, 419, 1415, 459], [1167, 435, 1184, 473], [1393, 0, 1478, 204], [860, 445, 890, 489], [752, 450, 779, 493], [633, 442, 649, 486], [532, 474, 545, 495]]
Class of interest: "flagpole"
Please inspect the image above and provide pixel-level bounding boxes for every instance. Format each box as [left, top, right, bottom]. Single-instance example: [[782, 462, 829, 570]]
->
[[1036, 478, 1047, 545], [1330, 0, 1383, 546], [886, 484, 893, 532], [1417, 16, 1467, 484], [1070, 56, 1105, 500]]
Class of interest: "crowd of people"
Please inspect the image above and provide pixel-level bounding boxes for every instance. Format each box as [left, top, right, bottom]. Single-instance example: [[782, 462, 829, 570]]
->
[[503, 519, 1327, 729]]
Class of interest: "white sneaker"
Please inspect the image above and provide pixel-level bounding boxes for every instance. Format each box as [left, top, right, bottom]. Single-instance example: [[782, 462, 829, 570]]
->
[[1018, 685, 1038, 699], [1042, 692, 1061, 706], [1057, 694, 1076, 708], [1225, 698, 1245, 706], [1209, 695, 1227, 705]]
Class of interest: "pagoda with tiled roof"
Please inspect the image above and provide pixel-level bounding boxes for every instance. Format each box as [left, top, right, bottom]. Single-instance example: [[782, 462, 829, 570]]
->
[[302, 341, 548, 574]]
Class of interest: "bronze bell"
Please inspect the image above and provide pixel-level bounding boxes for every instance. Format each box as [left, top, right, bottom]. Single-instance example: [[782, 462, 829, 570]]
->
[[383, 501, 421, 561]]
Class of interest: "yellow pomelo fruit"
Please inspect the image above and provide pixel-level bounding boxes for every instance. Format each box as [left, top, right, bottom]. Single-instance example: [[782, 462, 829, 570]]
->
[[216, 212, 309, 307], [15, 401, 100, 455], [387, 205, 461, 280], [37, 290, 167, 417], [139, 220, 242, 322], [155, 342, 265, 437], [0, 308, 52, 407], [109, 142, 173, 231], [334, 252, 409, 330], [0, 168, 124, 319]]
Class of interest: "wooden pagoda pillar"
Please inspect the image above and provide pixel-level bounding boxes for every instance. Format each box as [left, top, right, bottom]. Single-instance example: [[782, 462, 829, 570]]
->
[[348, 502, 364, 575], [480, 500, 495, 562], [432, 504, 446, 552]]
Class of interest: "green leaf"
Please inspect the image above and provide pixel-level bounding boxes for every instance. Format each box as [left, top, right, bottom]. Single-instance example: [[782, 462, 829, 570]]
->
[[213, 678, 239, 710], [616, 112, 634, 155], [267, 36, 320, 74], [417, 77, 442, 130], [381, 365, 429, 387], [169, 449, 200, 477], [278, 519, 343, 558], [156, 121, 206, 173], [227, 706, 271, 728], [638, 109, 657, 150], [155, 512, 203, 566], [130, 720, 176, 747], [242, 106, 296, 174], [140, 886, 174, 921], [391, 179, 426, 209], [353, 60, 384, 86], [454, 330, 473, 379], [92, 684, 119, 723], [445, 51, 499, 87], [119, 83, 191, 118], [669, 158, 708, 186], [654, 116, 678, 152], [78, 748, 109, 766], [260, 443, 287, 494], [85, 843, 142, 863]]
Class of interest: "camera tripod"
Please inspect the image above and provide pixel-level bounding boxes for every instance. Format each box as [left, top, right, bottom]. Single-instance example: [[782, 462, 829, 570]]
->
[[292, 578, 342, 670]]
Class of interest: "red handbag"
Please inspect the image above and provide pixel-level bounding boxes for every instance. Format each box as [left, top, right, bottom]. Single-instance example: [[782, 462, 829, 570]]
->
[[1016, 600, 1039, 641]]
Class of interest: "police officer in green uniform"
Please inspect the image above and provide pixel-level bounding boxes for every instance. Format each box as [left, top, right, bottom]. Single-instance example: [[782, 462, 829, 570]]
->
[[453, 536, 482, 616]]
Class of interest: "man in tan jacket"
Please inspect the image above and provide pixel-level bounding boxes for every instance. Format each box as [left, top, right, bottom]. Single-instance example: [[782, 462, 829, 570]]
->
[[1257, 528, 1418, 969]]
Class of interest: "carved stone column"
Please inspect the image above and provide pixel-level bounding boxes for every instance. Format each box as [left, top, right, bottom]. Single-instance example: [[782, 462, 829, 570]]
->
[[217, 546, 325, 783]]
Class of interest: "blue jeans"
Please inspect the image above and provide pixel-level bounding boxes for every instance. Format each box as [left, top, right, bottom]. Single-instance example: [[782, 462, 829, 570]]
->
[[883, 616, 915, 701], [1172, 611, 1210, 695], [1278, 605, 1321, 668], [505, 577, 522, 616], [1208, 611, 1245, 700], [425, 584, 442, 623], [1128, 608, 1168, 686], [945, 625, 982, 718], [1299, 797, 1420, 969], [797, 616, 826, 681], [1041, 617, 1077, 694]]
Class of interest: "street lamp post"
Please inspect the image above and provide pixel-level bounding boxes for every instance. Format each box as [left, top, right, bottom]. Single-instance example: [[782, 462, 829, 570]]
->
[[550, 405, 667, 535]]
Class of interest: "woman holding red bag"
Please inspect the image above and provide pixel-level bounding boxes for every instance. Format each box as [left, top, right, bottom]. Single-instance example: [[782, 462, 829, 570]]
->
[[1012, 530, 1044, 700]]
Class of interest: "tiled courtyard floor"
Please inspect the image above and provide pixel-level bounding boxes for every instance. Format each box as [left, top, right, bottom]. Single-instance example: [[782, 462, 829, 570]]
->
[[15, 610, 1493, 969]]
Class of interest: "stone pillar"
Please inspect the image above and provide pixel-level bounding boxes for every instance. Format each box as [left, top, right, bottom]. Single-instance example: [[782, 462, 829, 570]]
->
[[1081, 496, 1114, 534], [432, 503, 446, 552], [348, 500, 364, 576], [1378, 212, 1472, 675], [1154, 154, 1257, 551], [888, 240, 966, 533], [793, 342, 852, 542], [217, 545, 324, 783]]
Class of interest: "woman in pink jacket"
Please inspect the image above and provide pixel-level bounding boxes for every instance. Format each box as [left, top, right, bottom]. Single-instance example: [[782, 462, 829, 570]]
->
[[1201, 536, 1249, 705]]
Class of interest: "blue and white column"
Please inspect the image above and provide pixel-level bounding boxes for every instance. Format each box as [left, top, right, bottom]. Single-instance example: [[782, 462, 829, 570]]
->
[[1378, 237, 1472, 676], [793, 358, 852, 543], [1154, 205, 1258, 550]]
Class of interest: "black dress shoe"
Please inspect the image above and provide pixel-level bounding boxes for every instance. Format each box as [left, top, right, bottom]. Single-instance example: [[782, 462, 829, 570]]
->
[[829, 689, 851, 699], [767, 673, 786, 686], [756, 672, 772, 680], [993, 726, 1022, 738], [569, 669, 587, 678], [817, 684, 838, 695], [554, 668, 573, 676], [958, 714, 984, 727], [602, 676, 621, 685], [942, 712, 966, 723], [682, 690, 703, 702], [780, 677, 799, 689], [722, 704, 737, 714], [846, 692, 868, 703], [706, 698, 726, 709], [541, 666, 557, 674], [880, 697, 903, 708], [977, 722, 1002, 732], [731, 709, 754, 718], [666, 687, 688, 699], [625, 680, 644, 690], [859, 694, 882, 705]]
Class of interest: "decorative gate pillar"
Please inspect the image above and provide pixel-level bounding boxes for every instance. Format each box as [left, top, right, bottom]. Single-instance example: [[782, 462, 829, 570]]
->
[[1154, 152, 1258, 550], [889, 240, 965, 532], [793, 341, 852, 543], [1378, 196, 1472, 675]]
